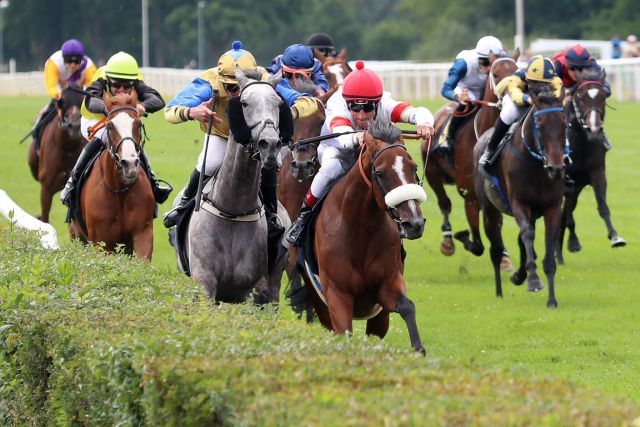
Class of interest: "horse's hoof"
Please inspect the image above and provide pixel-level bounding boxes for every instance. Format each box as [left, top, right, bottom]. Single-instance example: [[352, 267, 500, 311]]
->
[[415, 345, 426, 356], [567, 238, 582, 253], [500, 255, 513, 272], [440, 238, 455, 256], [510, 270, 526, 286], [453, 230, 470, 243], [469, 243, 484, 257], [527, 278, 544, 292], [547, 300, 558, 309], [611, 236, 627, 248]]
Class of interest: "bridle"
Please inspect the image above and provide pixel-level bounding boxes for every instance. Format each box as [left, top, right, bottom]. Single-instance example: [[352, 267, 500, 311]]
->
[[238, 81, 282, 159], [103, 105, 144, 165], [522, 106, 567, 167], [571, 80, 605, 133]]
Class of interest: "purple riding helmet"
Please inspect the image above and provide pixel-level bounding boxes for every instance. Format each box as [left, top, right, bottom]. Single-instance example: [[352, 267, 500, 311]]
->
[[61, 39, 85, 58]]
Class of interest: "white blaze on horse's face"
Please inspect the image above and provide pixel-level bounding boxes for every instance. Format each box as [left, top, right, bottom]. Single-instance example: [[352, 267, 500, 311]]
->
[[589, 110, 599, 134], [587, 88, 599, 99], [111, 112, 138, 160]]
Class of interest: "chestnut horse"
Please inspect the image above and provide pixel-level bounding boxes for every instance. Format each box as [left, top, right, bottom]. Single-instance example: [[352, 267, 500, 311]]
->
[[299, 118, 428, 353], [69, 93, 155, 260], [422, 52, 518, 268], [474, 83, 566, 308], [557, 68, 625, 264], [28, 86, 86, 223]]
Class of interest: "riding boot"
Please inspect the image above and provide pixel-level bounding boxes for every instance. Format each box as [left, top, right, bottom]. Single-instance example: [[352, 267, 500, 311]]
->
[[261, 167, 284, 238], [479, 118, 510, 175], [61, 137, 104, 207], [286, 192, 318, 246], [139, 151, 173, 204], [162, 169, 201, 228], [434, 111, 465, 157], [33, 100, 58, 151]]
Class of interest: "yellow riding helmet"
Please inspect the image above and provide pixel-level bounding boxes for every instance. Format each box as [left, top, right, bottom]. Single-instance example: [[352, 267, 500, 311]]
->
[[525, 55, 556, 82], [104, 51, 142, 80], [217, 41, 257, 84]]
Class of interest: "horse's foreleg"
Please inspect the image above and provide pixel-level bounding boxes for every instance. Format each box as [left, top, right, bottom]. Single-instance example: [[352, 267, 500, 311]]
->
[[132, 226, 153, 261], [39, 185, 53, 223], [396, 294, 426, 355], [483, 206, 505, 298], [27, 141, 39, 181], [543, 206, 561, 308], [591, 170, 626, 247], [427, 175, 454, 256], [365, 311, 389, 339], [512, 205, 543, 292], [324, 282, 354, 334], [458, 196, 484, 256]]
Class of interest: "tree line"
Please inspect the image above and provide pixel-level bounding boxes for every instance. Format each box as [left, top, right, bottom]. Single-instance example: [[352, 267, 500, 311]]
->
[[3, 0, 638, 71]]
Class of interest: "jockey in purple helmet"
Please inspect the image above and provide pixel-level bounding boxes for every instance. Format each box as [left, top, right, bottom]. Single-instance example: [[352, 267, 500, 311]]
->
[[267, 43, 329, 96]]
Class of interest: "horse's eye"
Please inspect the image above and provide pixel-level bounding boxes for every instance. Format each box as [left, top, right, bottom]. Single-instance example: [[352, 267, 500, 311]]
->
[[374, 170, 383, 178], [241, 100, 248, 107]]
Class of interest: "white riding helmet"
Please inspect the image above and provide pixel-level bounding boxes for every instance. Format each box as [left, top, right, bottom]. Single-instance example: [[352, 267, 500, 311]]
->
[[476, 36, 504, 58]]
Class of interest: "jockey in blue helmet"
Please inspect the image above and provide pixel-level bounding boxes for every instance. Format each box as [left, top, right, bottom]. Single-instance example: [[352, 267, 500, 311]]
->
[[267, 43, 329, 96]]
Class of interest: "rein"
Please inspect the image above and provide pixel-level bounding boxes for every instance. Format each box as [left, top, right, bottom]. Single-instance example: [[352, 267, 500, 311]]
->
[[524, 106, 565, 164], [572, 81, 605, 132]]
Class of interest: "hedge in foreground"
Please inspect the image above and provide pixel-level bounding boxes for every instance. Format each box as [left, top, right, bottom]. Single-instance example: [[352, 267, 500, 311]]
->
[[1, 228, 639, 426]]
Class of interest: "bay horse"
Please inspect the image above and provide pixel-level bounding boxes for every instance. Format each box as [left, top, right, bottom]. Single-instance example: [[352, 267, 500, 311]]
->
[[27, 85, 86, 223], [473, 82, 566, 308], [556, 68, 625, 264], [186, 69, 286, 303], [299, 118, 428, 354], [69, 92, 155, 260], [422, 52, 518, 270]]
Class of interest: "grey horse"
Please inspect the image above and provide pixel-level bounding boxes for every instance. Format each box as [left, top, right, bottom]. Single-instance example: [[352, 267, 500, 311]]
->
[[184, 68, 289, 303]]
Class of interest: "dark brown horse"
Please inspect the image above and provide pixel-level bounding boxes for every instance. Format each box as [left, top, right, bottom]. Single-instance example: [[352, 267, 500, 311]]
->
[[28, 86, 86, 223], [69, 92, 155, 260], [557, 69, 625, 264], [474, 83, 566, 308], [299, 118, 427, 353], [422, 53, 518, 270]]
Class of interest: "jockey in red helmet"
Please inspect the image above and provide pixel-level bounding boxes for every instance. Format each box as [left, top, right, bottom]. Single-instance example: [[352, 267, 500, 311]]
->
[[286, 61, 436, 245]]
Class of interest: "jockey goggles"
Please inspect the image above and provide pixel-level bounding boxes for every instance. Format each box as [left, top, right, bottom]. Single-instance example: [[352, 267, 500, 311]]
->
[[63, 55, 83, 64], [347, 100, 378, 113], [478, 57, 491, 67], [107, 78, 135, 91], [282, 64, 312, 79], [315, 47, 336, 57], [568, 65, 585, 72]]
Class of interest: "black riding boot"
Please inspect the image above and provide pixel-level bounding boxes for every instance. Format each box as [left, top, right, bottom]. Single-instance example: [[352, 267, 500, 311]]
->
[[33, 100, 58, 151], [61, 137, 104, 207], [139, 151, 173, 204], [261, 167, 284, 238], [162, 169, 201, 228], [479, 118, 510, 175], [286, 202, 313, 246], [434, 106, 465, 157]]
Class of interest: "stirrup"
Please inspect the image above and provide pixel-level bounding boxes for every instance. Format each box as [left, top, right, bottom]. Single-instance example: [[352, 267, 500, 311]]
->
[[153, 179, 173, 204], [267, 213, 285, 238]]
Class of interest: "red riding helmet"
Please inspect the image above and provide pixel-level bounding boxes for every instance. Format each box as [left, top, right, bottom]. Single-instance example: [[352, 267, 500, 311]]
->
[[342, 61, 383, 102], [565, 44, 591, 67]]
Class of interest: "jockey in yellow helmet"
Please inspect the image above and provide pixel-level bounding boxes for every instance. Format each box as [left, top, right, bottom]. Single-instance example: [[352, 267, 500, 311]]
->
[[162, 41, 319, 234], [61, 51, 171, 211], [479, 55, 563, 174]]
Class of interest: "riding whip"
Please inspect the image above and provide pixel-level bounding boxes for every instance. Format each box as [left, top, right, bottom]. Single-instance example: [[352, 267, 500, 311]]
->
[[296, 129, 421, 147], [194, 91, 217, 212]]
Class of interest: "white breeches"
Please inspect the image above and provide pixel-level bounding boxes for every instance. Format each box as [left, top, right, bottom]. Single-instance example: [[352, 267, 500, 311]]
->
[[309, 143, 349, 199], [499, 94, 529, 125], [81, 117, 108, 142]]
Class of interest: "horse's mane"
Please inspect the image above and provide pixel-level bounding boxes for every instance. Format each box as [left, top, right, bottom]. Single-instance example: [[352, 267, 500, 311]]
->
[[529, 82, 560, 105], [335, 146, 359, 171], [576, 67, 604, 83], [368, 117, 402, 144], [61, 85, 84, 110], [290, 77, 317, 96]]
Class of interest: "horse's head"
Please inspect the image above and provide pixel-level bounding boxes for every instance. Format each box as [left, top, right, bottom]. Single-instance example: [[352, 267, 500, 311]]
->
[[488, 52, 519, 95], [322, 48, 351, 88], [529, 82, 566, 181], [289, 102, 324, 181], [364, 118, 427, 240], [103, 92, 143, 184], [572, 68, 607, 141], [234, 68, 284, 169], [57, 85, 84, 138]]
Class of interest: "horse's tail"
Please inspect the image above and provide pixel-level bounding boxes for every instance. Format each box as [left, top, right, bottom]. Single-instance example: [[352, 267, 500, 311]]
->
[[285, 271, 316, 323]]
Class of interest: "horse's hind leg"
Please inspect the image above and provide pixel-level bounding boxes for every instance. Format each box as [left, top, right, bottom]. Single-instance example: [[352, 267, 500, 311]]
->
[[591, 170, 626, 247], [543, 206, 561, 308], [564, 184, 583, 253], [427, 174, 454, 256], [455, 197, 484, 256], [27, 141, 39, 181], [483, 206, 505, 298], [365, 311, 389, 339]]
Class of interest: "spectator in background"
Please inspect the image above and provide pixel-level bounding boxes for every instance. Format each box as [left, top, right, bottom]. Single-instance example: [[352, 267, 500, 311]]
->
[[623, 35, 640, 58], [611, 35, 622, 59]]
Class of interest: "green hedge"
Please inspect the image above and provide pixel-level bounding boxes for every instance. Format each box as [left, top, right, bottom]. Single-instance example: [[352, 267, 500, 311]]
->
[[1, 227, 639, 426]]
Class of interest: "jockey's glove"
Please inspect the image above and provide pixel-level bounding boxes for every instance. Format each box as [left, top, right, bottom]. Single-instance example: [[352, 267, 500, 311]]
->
[[352, 131, 364, 148]]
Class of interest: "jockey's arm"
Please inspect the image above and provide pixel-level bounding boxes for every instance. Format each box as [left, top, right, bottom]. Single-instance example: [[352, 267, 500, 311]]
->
[[164, 77, 213, 124], [275, 81, 318, 119], [506, 76, 529, 106], [44, 59, 61, 99], [82, 62, 98, 88], [399, 105, 435, 139], [84, 80, 108, 114], [135, 82, 165, 113], [441, 58, 467, 101]]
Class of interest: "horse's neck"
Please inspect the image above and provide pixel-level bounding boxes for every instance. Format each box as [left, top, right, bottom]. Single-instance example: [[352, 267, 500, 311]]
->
[[210, 138, 261, 208], [337, 152, 387, 227]]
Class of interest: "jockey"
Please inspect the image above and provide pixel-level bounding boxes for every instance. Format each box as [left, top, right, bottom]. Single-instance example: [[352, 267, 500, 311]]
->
[[162, 41, 319, 234], [435, 36, 505, 156], [267, 43, 329, 96], [479, 55, 563, 174], [32, 39, 96, 147], [307, 32, 337, 61], [60, 51, 170, 209], [552, 44, 612, 150], [286, 61, 436, 245]]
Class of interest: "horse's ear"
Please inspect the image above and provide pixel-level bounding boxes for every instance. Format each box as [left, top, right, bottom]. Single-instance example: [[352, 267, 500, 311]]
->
[[227, 96, 252, 145], [235, 66, 248, 89], [278, 99, 294, 143], [339, 48, 353, 72], [600, 68, 607, 82], [512, 47, 521, 61], [268, 75, 281, 89]]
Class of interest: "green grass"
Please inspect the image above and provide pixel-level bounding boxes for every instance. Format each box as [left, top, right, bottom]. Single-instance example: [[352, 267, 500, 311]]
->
[[1, 95, 639, 406]]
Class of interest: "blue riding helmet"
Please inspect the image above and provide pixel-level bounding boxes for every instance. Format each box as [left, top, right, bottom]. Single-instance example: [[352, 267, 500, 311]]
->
[[282, 44, 315, 70]]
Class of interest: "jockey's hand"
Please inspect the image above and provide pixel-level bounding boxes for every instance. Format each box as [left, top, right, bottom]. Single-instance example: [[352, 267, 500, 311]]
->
[[352, 131, 365, 148], [416, 123, 435, 142], [459, 88, 471, 104], [189, 101, 221, 124], [136, 104, 146, 117]]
